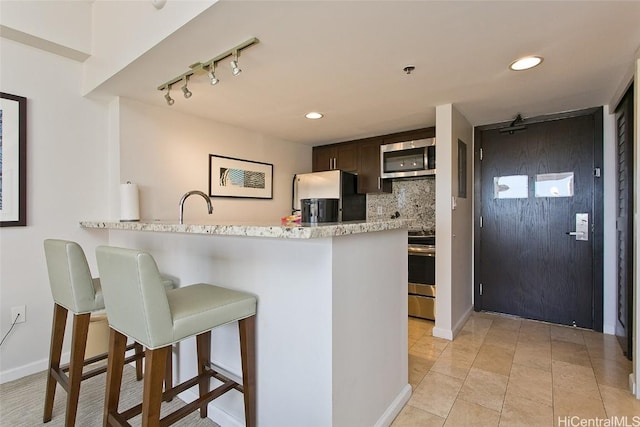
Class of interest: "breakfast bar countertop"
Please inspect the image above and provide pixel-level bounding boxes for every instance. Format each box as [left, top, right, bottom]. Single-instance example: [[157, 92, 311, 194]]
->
[[79, 219, 408, 239]]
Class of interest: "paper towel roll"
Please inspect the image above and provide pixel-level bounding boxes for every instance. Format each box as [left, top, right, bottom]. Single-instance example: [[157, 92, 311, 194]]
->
[[120, 182, 140, 222]]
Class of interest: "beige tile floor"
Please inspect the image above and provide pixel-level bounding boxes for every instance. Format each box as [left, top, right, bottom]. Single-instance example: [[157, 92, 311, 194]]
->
[[392, 312, 640, 427]]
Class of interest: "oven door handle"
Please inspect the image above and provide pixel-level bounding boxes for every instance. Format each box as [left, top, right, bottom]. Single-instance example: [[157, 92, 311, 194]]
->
[[408, 246, 435, 256]]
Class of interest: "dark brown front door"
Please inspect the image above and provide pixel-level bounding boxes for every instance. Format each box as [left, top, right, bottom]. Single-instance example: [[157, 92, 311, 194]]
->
[[474, 108, 603, 329]]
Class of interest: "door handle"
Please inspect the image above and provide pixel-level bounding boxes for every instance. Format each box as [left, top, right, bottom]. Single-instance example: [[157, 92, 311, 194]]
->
[[566, 231, 585, 236], [567, 213, 588, 241]]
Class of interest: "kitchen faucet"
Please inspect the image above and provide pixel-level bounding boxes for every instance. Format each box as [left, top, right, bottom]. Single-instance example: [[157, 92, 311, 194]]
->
[[179, 190, 213, 224]]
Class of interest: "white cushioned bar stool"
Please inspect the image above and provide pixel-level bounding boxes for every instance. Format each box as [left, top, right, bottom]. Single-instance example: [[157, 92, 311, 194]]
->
[[96, 245, 257, 427], [43, 239, 145, 427]]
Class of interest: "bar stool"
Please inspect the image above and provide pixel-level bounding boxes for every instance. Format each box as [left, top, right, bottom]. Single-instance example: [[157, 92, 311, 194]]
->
[[43, 240, 175, 426], [96, 246, 257, 427], [43, 239, 145, 426]]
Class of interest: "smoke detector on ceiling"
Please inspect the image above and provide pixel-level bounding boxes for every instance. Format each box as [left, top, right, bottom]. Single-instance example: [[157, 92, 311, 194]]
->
[[152, 0, 167, 10]]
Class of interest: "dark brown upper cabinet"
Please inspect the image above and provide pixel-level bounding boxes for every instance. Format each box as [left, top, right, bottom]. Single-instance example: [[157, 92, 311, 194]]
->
[[357, 137, 391, 194], [312, 126, 435, 194], [312, 142, 358, 173]]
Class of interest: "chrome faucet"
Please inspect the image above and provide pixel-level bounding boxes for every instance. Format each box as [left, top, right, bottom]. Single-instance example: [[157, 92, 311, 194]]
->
[[179, 190, 213, 224]]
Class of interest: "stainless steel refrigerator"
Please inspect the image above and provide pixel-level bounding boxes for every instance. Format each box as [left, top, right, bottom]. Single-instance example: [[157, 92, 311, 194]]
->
[[292, 170, 366, 222]]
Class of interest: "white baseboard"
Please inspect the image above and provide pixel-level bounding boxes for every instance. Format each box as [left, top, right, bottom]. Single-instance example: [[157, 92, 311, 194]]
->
[[453, 306, 473, 337], [432, 305, 473, 341], [0, 346, 143, 385], [432, 326, 453, 340], [181, 385, 414, 427], [0, 356, 49, 384], [374, 383, 412, 427], [178, 389, 244, 427]]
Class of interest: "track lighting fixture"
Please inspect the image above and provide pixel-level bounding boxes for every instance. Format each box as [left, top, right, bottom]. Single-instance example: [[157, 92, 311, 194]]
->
[[230, 51, 242, 76], [181, 76, 192, 98], [164, 85, 174, 106], [157, 37, 259, 104], [207, 64, 219, 85]]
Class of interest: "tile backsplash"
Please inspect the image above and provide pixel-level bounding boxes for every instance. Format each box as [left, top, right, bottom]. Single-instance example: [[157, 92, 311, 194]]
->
[[366, 177, 435, 232]]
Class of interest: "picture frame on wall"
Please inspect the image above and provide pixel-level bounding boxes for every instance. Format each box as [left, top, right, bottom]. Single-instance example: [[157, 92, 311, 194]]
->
[[0, 92, 27, 227], [209, 154, 273, 199]]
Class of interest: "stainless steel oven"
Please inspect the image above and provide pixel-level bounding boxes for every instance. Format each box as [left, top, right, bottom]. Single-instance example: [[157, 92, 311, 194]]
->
[[408, 234, 435, 320]]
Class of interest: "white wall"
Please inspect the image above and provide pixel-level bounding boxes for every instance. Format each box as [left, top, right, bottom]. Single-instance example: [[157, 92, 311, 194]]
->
[[0, 1, 217, 93], [118, 98, 311, 222], [0, 39, 110, 382], [602, 105, 617, 334], [450, 107, 474, 329], [85, 0, 216, 94], [0, 0, 92, 60], [433, 104, 473, 340]]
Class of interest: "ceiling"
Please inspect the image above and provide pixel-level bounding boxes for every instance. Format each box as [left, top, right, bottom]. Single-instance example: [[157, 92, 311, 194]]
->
[[96, 1, 640, 146]]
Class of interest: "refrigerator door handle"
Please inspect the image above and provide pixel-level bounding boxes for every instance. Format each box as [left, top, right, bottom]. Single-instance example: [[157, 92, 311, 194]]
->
[[291, 175, 299, 214]]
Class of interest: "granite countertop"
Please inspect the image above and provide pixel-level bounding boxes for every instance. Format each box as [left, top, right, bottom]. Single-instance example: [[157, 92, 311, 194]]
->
[[80, 219, 409, 239]]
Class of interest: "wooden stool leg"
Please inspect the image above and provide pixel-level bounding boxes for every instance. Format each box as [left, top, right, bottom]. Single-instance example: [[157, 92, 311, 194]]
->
[[104, 328, 127, 427], [141, 346, 169, 427], [164, 346, 173, 402], [134, 342, 144, 381], [65, 312, 91, 427], [239, 316, 256, 427], [196, 331, 211, 418], [43, 304, 67, 423]]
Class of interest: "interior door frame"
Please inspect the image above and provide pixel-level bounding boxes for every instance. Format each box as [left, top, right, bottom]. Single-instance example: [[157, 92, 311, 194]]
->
[[473, 107, 604, 331], [614, 83, 634, 358]]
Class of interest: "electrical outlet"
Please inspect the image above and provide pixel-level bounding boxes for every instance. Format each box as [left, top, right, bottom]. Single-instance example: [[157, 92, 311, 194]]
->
[[377, 206, 383, 215], [11, 305, 26, 324]]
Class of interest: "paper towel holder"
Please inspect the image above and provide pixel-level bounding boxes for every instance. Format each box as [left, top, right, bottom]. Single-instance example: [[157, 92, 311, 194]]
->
[[120, 181, 140, 222]]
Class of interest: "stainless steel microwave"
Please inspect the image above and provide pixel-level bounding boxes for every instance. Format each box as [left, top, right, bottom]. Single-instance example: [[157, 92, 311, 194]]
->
[[380, 138, 436, 179]]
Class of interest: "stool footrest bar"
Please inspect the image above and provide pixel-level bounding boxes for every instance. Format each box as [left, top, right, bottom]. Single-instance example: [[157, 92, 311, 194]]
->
[[116, 372, 238, 425]]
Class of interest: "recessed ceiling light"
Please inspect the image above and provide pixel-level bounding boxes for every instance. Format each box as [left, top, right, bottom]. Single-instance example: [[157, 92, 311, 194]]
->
[[509, 56, 543, 71], [305, 112, 324, 120]]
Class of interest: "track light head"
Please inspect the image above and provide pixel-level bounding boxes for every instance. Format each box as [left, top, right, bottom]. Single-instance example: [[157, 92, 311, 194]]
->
[[230, 51, 242, 76], [207, 65, 219, 85], [164, 86, 175, 106], [181, 76, 192, 98], [230, 60, 241, 76]]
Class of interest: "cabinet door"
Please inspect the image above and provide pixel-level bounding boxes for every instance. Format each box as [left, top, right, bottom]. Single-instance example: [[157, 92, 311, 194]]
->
[[312, 146, 336, 172], [358, 138, 391, 193], [336, 143, 358, 172], [382, 127, 436, 146]]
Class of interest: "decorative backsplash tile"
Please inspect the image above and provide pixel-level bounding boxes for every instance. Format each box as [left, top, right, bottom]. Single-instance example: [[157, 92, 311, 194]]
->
[[366, 177, 435, 233]]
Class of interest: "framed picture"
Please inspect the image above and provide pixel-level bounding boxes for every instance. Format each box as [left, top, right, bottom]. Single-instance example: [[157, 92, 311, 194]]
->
[[0, 92, 27, 227], [209, 154, 273, 199]]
